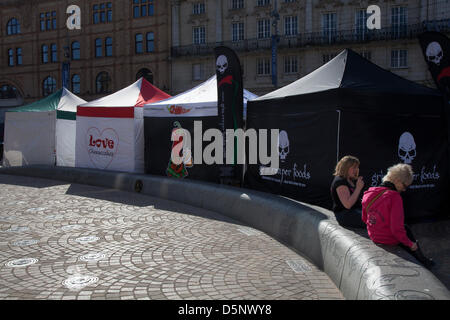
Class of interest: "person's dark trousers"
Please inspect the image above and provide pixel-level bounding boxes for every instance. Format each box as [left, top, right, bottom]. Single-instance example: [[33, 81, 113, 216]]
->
[[334, 209, 366, 229], [399, 225, 435, 269]]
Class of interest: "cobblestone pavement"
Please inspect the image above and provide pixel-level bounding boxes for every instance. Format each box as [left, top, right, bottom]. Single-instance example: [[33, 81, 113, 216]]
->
[[0, 174, 344, 300], [410, 220, 450, 289]]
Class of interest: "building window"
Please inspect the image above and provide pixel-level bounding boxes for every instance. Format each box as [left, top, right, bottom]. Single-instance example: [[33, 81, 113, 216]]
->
[[16, 48, 22, 65], [7, 18, 20, 35], [231, 0, 244, 9], [40, 11, 56, 31], [135, 34, 143, 54], [257, 0, 270, 6], [284, 56, 298, 74], [96, 72, 111, 94], [133, 0, 154, 18], [323, 53, 336, 64], [322, 13, 337, 43], [193, 26, 206, 44], [232, 23, 244, 42], [93, 2, 112, 24], [193, 2, 205, 15], [257, 58, 270, 75], [355, 10, 369, 41], [146, 32, 155, 52], [284, 16, 298, 36], [257, 19, 271, 39], [8, 49, 14, 66], [71, 41, 81, 60], [136, 68, 153, 83], [391, 49, 408, 68], [105, 37, 113, 56], [72, 74, 81, 94], [42, 45, 49, 63], [51, 44, 57, 62], [43, 76, 56, 96], [360, 51, 372, 61], [95, 38, 102, 57], [0, 85, 19, 99], [284, 0, 295, 2], [391, 7, 407, 38], [192, 64, 204, 81]]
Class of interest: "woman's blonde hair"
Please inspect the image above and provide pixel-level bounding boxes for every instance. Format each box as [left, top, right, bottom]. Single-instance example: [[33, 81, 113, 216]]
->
[[382, 163, 414, 185], [333, 155, 360, 178]]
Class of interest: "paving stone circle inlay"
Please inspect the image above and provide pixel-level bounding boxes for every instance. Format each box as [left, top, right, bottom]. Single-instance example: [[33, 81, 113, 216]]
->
[[286, 259, 313, 273], [75, 236, 100, 244], [6, 226, 30, 233], [63, 275, 99, 290], [61, 225, 83, 232], [12, 239, 39, 246], [79, 252, 106, 262], [5, 258, 39, 268]]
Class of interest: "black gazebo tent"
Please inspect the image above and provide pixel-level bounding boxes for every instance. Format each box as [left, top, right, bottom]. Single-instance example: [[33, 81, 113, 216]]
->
[[246, 49, 449, 220]]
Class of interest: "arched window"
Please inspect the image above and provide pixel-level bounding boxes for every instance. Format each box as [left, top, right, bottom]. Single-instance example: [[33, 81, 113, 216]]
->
[[7, 18, 20, 35], [135, 34, 143, 54], [43, 76, 56, 96], [8, 49, 14, 66], [105, 37, 113, 57], [51, 43, 57, 62], [72, 74, 81, 94], [96, 71, 111, 94], [146, 32, 154, 52], [95, 38, 102, 57], [136, 68, 153, 84], [42, 45, 49, 63], [71, 41, 80, 60], [0, 85, 19, 99]]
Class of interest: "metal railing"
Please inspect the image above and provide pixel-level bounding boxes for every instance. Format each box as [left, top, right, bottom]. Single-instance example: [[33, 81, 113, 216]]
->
[[171, 19, 450, 57]]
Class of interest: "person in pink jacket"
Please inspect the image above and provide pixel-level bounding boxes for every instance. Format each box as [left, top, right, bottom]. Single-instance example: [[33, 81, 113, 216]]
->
[[362, 163, 434, 269]]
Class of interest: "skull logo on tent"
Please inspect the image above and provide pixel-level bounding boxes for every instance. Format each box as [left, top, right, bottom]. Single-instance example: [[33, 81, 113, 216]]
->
[[278, 130, 289, 162], [426, 42, 443, 65], [398, 132, 416, 164], [216, 55, 228, 74]]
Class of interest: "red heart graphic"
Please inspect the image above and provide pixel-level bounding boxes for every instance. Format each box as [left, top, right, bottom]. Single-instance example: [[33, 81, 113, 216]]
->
[[86, 127, 119, 170]]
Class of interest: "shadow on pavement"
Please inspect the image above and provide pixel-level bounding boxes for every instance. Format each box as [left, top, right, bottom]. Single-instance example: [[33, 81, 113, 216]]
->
[[0, 173, 67, 188]]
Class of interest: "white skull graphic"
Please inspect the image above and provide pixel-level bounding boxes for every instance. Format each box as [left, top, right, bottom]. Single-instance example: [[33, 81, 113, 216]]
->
[[216, 55, 228, 74], [398, 132, 416, 164], [278, 130, 289, 162], [426, 42, 443, 65]]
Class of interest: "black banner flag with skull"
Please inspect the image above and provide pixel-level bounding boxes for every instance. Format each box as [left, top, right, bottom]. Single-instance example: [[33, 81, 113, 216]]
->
[[214, 46, 244, 183], [418, 31, 450, 94]]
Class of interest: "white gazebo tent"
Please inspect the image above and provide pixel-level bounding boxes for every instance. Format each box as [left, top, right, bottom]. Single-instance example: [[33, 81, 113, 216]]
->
[[75, 77, 170, 173], [3, 88, 86, 167], [143, 75, 258, 118]]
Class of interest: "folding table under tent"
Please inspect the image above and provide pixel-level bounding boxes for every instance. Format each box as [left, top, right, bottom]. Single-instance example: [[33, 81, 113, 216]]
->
[[75, 77, 170, 173], [2, 88, 86, 167], [143, 75, 258, 182]]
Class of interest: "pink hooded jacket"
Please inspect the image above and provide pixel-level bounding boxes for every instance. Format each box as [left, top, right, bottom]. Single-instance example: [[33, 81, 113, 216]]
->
[[361, 186, 414, 248]]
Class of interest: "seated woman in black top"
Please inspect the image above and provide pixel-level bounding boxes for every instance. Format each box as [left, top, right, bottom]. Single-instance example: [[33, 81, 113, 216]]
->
[[330, 155, 365, 228]]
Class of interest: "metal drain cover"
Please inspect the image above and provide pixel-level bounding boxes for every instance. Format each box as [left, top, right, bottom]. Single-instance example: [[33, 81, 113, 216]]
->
[[12, 239, 39, 246], [5, 258, 38, 267], [286, 259, 313, 273], [79, 252, 106, 262], [7, 226, 30, 233], [62, 225, 83, 232], [75, 236, 99, 244], [63, 275, 99, 290]]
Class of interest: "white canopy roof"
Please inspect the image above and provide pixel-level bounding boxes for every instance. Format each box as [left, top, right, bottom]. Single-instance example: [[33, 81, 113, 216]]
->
[[144, 75, 258, 117]]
